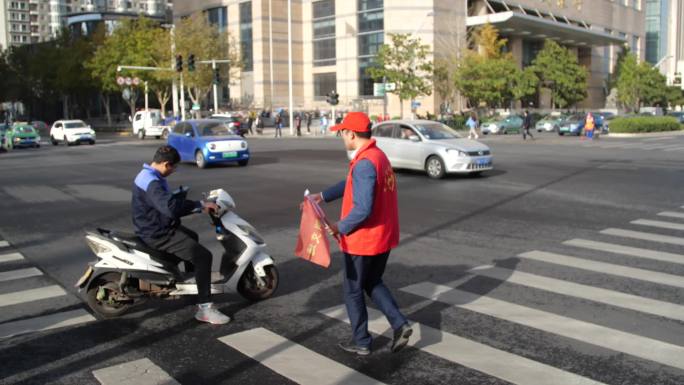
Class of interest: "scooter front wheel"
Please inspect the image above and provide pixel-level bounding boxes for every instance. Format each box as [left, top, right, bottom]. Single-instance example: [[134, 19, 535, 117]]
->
[[238, 265, 279, 301], [86, 272, 133, 318]]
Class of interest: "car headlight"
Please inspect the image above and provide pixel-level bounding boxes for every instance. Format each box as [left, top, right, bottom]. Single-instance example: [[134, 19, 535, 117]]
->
[[446, 148, 466, 157], [241, 141, 247, 149], [14, 137, 20, 143], [36, 136, 41, 141], [209, 143, 216, 150], [237, 224, 264, 244]]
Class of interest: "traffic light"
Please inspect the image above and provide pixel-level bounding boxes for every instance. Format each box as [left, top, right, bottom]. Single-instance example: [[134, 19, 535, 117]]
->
[[175, 55, 183, 72], [327, 90, 339, 106], [213, 68, 220, 85], [188, 54, 196, 72]]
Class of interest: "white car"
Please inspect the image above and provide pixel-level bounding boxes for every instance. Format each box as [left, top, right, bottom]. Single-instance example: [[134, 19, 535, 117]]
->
[[372, 120, 493, 179], [50, 120, 96, 146]]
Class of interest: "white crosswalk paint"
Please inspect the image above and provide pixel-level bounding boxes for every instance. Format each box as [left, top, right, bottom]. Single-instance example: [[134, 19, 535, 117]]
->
[[601, 228, 684, 246], [0, 241, 8, 248], [465, 265, 684, 321], [0, 252, 24, 263], [658, 211, 684, 219], [563, 238, 684, 265], [320, 305, 606, 385], [219, 327, 386, 385], [631, 219, 684, 231], [663, 146, 684, 152], [519, 250, 684, 289], [0, 267, 43, 282], [93, 358, 180, 385], [401, 283, 684, 371], [0, 309, 95, 339], [0, 285, 67, 307]]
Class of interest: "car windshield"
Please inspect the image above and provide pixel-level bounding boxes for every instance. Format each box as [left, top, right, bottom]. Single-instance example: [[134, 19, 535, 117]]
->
[[199, 122, 233, 136], [65, 122, 87, 129], [413, 123, 460, 140], [15, 126, 35, 133]]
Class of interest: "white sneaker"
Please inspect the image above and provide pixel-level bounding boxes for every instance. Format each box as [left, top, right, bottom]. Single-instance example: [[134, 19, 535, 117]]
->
[[195, 303, 231, 324]]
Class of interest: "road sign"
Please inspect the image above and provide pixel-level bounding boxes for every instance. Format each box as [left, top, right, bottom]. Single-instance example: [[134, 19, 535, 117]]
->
[[411, 100, 421, 110], [122, 88, 131, 101], [385, 83, 396, 91], [132, 77, 140, 86], [373, 83, 385, 97], [125, 77, 132, 86], [116, 76, 125, 86], [192, 103, 200, 111]]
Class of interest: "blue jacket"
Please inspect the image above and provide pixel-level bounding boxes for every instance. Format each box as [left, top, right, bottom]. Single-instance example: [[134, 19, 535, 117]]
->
[[322, 159, 376, 235], [132, 164, 201, 240]]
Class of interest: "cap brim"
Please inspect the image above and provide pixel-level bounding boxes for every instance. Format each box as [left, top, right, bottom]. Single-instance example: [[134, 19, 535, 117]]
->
[[329, 124, 345, 132]]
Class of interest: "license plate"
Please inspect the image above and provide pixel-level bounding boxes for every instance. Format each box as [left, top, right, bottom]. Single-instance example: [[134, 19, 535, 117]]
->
[[222, 151, 237, 158], [477, 159, 489, 166], [75, 266, 93, 288]]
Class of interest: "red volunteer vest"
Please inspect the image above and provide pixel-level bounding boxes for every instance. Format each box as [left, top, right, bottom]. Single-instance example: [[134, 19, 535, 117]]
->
[[339, 139, 400, 256]]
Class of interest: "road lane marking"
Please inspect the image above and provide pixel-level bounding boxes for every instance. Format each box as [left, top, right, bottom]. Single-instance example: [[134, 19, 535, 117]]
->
[[643, 136, 674, 142], [663, 146, 684, 152], [92, 358, 180, 385], [400, 283, 684, 371], [0, 252, 23, 263], [0, 267, 43, 282], [658, 211, 684, 219], [466, 265, 684, 321], [0, 285, 67, 307], [519, 250, 684, 289], [601, 228, 684, 246], [631, 219, 684, 231], [0, 309, 95, 339], [0, 241, 8, 248], [219, 327, 386, 385], [563, 238, 684, 265], [640, 143, 684, 150], [320, 305, 606, 385]]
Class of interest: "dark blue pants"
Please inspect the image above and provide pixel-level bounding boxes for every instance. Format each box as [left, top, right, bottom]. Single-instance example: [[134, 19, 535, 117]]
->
[[343, 251, 407, 348]]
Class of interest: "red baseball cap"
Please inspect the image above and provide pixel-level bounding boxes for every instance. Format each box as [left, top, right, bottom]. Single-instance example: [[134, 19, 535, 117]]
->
[[329, 112, 372, 133]]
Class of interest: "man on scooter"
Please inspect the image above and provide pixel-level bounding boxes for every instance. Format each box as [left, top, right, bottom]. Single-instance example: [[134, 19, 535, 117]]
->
[[132, 145, 231, 324]]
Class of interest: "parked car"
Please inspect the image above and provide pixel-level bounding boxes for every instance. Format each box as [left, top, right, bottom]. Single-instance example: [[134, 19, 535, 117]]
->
[[668, 112, 684, 124], [535, 115, 565, 132], [481, 115, 523, 135], [4, 123, 40, 150], [372, 120, 492, 179], [558, 114, 585, 136], [167, 119, 250, 169], [258, 110, 290, 128], [50, 120, 96, 145], [131, 109, 171, 140], [210, 114, 247, 136]]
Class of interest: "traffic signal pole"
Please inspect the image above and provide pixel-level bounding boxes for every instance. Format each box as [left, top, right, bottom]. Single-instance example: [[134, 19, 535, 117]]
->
[[212, 59, 218, 113], [179, 72, 185, 121]]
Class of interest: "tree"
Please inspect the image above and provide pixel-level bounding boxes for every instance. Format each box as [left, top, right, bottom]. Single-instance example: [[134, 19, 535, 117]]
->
[[529, 39, 588, 109], [366, 33, 433, 118], [615, 53, 670, 111]]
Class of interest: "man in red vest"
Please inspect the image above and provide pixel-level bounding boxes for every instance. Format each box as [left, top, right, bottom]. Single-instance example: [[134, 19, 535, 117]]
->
[[309, 112, 412, 356]]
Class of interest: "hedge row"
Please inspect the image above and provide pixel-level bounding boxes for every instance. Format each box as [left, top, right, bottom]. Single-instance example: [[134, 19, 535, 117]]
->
[[609, 116, 683, 133]]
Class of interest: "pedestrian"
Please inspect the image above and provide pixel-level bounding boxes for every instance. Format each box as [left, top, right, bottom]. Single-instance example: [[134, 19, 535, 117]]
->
[[583, 112, 595, 140], [522, 110, 534, 140], [466, 111, 479, 139], [308, 112, 412, 356], [306, 112, 312, 134], [247, 110, 255, 135], [295, 113, 302, 137], [320, 114, 328, 135], [275, 113, 282, 138]]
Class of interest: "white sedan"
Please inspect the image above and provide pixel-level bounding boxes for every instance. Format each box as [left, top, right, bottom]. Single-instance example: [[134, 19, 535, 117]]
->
[[372, 120, 493, 179], [50, 120, 96, 146]]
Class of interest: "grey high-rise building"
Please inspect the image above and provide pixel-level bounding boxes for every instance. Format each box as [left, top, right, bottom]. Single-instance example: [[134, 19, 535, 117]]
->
[[644, 0, 684, 88]]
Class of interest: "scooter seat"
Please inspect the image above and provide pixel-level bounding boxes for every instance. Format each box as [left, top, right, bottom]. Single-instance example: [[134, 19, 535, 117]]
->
[[104, 230, 181, 265]]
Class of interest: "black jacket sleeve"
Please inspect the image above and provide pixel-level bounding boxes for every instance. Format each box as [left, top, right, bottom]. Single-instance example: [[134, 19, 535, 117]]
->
[[145, 180, 201, 219]]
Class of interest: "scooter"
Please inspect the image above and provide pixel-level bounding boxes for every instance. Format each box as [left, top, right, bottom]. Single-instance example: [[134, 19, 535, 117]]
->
[[75, 188, 278, 318]]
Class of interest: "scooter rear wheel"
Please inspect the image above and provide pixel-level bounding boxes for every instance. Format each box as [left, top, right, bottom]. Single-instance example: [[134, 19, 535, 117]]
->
[[86, 272, 133, 318], [238, 265, 279, 301]]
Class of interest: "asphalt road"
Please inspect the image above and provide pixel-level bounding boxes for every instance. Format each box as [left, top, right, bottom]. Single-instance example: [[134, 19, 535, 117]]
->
[[1, 131, 683, 385]]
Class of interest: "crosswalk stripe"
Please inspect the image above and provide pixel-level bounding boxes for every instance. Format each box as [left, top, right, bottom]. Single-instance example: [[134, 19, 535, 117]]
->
[[519, 250, 684, 289], [320, 305, 606, 385], [0, 267, 43, 282], [0, 252, 24, 263], [92, 358, 180, 385], [401, 283, 684, 371], [658, 211, 684, 219], [563, 238, 684, 265], [0, 241, 8, 248], [466, 265, 684, 321], [0, 309, 95, 339], [0, 285, 67, 307], [219, 327, 386, 385], [601, 228, 684, 246], [631, 219, 684, 231], [663, 146, 684, 151]]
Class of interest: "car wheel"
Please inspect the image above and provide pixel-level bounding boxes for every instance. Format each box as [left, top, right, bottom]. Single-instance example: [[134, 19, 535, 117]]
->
[[35, 143, 40, 148], [425, 156, 446, 179], [161, 129, 169, 140], [90, 140, 95, 145], [559, 132, 564, 136], [138, 130, 145, 140], [238, 159, 249, 166], [195, 150, 206, 169], [51, 136, 58, 146], [64, 137, 71, 146], [155, 136, 161, 139]]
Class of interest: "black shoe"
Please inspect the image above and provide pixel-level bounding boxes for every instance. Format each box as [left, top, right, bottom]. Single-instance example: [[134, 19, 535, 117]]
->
[[391, 323, 413, 353], [338, 341, 371, 356]]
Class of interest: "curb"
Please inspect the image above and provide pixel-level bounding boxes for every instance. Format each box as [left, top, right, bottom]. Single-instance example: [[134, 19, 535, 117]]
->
[[607, 130, 684, 138]]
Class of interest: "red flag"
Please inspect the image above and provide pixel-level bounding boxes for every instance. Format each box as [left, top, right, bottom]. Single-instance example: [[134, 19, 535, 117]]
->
[[295, 198, 332, 268]]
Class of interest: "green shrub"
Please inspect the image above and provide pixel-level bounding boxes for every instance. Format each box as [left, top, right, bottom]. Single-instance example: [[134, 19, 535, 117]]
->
[[370, 115, 379, 122], [609, 116, 682, 133]]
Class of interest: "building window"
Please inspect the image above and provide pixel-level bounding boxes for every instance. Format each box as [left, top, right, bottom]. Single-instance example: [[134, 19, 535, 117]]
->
[[313, 0, 336, 67], [240, 1, 253, 72], [314, 73, 337, 100], [206, 6, 228, 33], [358, 0, 383, 96], [632, 35, 640, 54]]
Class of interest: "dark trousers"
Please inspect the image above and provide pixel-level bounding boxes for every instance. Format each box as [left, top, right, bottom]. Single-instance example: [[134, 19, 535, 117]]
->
[[145, 226, 212, 304], [522, 127, 534, 140], [343, 251, 407, 348], [275, 124, 282, 137]]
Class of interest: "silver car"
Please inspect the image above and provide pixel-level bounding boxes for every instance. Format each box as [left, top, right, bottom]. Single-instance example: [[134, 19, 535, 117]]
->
[[372, 120, 493, 179]]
